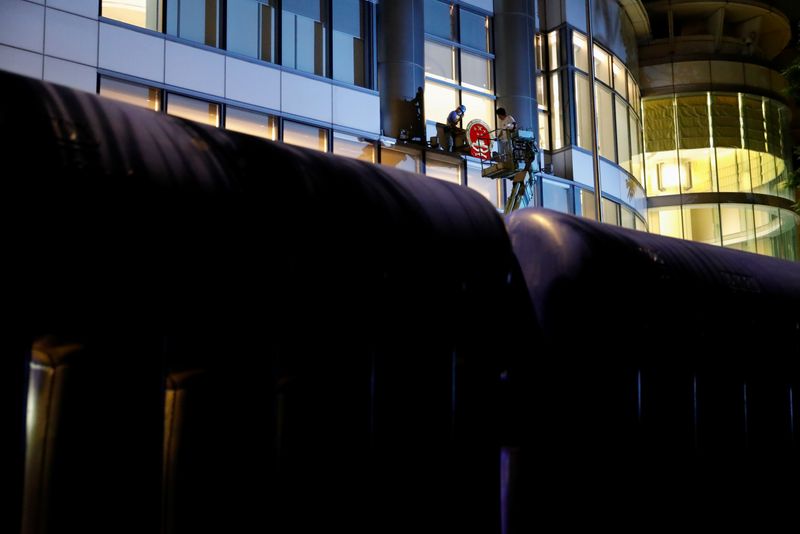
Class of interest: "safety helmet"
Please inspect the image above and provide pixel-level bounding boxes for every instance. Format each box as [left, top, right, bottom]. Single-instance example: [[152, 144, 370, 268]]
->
[[458, 104, 466, 113]]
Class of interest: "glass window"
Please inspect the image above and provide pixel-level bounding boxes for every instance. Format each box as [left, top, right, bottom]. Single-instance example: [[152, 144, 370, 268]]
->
[[225, 106, 277, 140], [754, 205, 781, 257], [461, 52, 493, 93], [779, 209, 798, 260], [648, 206, 683, 238], [167, 0, 219, 47], [333, 131, 375, 162], [426, 157, 462, 184], [102, 0, 161, 31], [424, 0, 456, 41], [333, 0, 368, 87], [282, 0, 327, 76], [167, 94, 219, 126], [682, 204, 721, 245], [575, 189, 596, 219], [720, 205, 756, 253], [227, 0, 276, 63], [461, 91, 494, 129], [538, 110, 550, 150], [547, 30, 559, 70], [424, 80, 458, 126], [380, 147, 420, 173], [630, 111, 643, 183], [542, 179, 570, 213], [99, 77, 161, 111], [425, 41, 457, 82], [283, 120, 328, 152], [596, 83, 615, 161], [620, 207, 635, 229], [467, 162, 499, 208], [535, 34, 544, 72], [536, 75, 546, 107], [628, 76, 638, 112], [612, 59, 627, 99], [460, 10, 490, 52], [574, 73, 592, 150], [550, 72, 563, 149], [602, 197, 619, 225], [615, 96, 630, 172], [572, 31, 588, 72], [676, 94, 710, 150], [593, 47, 610, 85]]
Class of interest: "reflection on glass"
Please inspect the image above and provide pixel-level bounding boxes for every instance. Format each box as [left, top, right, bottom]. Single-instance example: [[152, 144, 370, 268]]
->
[[282, 0, 327, 76], [574, 73, 592, 150], [425, 41, 456, 82], [538, 110, 550, 151], [682, 204, 721, 245], [547, 30, 559, 70], [380, 148, 420, 172], [461, 52, 493, 93], [333, 0, 367, 87], [593, 47, 611, 85], [225, 106, 277, 140], [227, 0, 276, 63], [102, 0, 161, 31], [779, 209, 799, 260], [283, 120, 328, 152], [595, 83, 614, 160], [100, 77, 161, 111], [426, 158, 462, 184], [721, 205, 756, 253], [612, 58, 627, 99], [461, 91, 494, 130], [615, 96, 630, 172], [167, 0, 219, 47], [550, 72, 563, 149], [467, 162, 499, 207], [536, 75, 546, 107], [535, 34, 544, 72], [333, 131, 375, 162], [167, 94, 219, 126], [542, 179, 570, 214]]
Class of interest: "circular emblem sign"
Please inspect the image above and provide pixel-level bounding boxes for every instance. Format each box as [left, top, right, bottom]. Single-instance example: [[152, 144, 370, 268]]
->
[[466, 119, 492, 160]]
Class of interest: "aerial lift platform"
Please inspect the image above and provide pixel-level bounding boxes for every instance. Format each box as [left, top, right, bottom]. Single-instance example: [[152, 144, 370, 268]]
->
[[481, 130, 539, 213]]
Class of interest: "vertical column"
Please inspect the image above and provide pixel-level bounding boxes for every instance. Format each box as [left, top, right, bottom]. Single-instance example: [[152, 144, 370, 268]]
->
[[377, 0, 425, 139], [493, 0, 538, 132]]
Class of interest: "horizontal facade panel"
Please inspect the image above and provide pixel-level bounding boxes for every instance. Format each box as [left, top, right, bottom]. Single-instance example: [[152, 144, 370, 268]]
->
[[460, 0, 493, 13], [99, 23, 164, 82], [45, 8, 98, 66], [225, 58, 280, 111], [0, 44, 44, 79], [332, 85, 380, 134], [281, 72, 332, 123], [0, 0, 45, 53], [165, 41, 225, 97], [43, 56, 97, 93], [47, 0, 98, 19]]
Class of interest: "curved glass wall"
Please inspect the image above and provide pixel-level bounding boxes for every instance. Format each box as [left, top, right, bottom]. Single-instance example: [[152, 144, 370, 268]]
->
[[643, 92, 792, 200], [648, 204, 798, 260]]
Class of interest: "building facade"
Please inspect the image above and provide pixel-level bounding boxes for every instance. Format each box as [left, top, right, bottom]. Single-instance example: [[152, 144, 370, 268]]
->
[[0, 0, 797, 258]]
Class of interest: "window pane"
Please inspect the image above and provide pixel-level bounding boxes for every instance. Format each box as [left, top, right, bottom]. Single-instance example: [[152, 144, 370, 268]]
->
[[538, 110, 550, 150], [601, 197, 619, 225], [536, 75, 546, 107], [425, 41, 456, 82], [333, 0, 367, 87], [467, 162, 499, 208], [575, 189, 595, 219], [225, 106, 277, 140], [167, 0, 219, 47], [461, 52, 493, 93], [572, 31, 588, 72], [333, 131, 375, 162], [612, 58, 627, 99], [754, 205, 781, 257], [460, 10, 490, 52], [282, 0, 327, 76], [574, 73, 592, 150], [102, 0, 161, 31], [648, 206, 683, 238], [100, 77, 161, 111], [283, 120, 328, 151], [682, 204, 721, 246], [593, 46, 610, 85], [615, 96, 630, 171], [721, 205, 756, 253], [542, 179, 570, 213], [227, 0, 275, 63], [461, 91, 494, 129], [424, 0, 456, 41], [380, 148, 420, 172], [535, 34, 544, 72], [426, 158, 462, 184], [167, 94, 219, 126], [595, 83, 614, 160], [424, 80, 458, 126], [547, 30, 559, 70], [620, 207, 635, 229], [550, 72, 563, 149]]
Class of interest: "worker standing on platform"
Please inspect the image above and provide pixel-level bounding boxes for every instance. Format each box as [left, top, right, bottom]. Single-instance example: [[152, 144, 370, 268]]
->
[[495, 108, 517, 159]]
